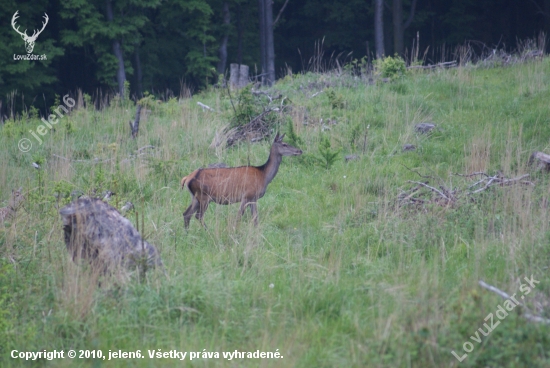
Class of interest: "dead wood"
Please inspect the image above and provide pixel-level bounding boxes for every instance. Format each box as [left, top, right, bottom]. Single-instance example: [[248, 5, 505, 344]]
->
[[478, 280, 550, 324], [414, 122, 436, 134], [398, 169, 534, 208], [529, 151, 550, 171], [59, 197, 163, 272], [129, 104, 142, 139]]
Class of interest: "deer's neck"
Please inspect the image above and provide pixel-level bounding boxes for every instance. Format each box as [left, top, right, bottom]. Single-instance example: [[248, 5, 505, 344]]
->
[[260, 148, 282, 186]]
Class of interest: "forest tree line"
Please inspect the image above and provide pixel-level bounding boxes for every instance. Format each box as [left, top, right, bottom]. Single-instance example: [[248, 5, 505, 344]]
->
[[0, 0, 549, 109]]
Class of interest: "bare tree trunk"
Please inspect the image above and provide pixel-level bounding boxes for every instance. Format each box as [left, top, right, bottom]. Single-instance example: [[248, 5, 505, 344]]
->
[[392, 0, 417, 57], [392, 0, 404, 56], [106, 0, 126, 98], [217, 2, 231, 75], [264, 0, 275, 85], [237, 4, 243, 65], [258, 0, 267, 84], [134, 47, 143, 98], [374, 0, 385, 58]]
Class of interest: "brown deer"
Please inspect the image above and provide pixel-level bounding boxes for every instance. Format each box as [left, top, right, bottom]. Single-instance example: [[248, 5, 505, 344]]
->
[[181, 133, 302, 228], [0, 188, 24, 224]]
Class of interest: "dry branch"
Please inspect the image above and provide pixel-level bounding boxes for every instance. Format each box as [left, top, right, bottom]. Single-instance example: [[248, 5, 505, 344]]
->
[[197, 101, 215, 112], [478, 280, 550, 324], [398, 170, 534, 208], [408, 61, 457, 69]]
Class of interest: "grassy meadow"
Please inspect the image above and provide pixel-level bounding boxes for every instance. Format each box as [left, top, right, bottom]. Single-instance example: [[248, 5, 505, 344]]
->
[[1, 56, 550, 367]]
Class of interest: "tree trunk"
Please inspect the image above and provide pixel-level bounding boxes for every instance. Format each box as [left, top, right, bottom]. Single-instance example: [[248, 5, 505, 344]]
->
[[106, 0, 126, 98], [237, 4, 243, 65], [392, 0, 404, 56], [217, 2, 231, 75], [392, 0, 417, 57], [264, 0, 275, 85], [258, 0, 267, 84], [134, 47, 143, 98], [374, 0, 385, 58]]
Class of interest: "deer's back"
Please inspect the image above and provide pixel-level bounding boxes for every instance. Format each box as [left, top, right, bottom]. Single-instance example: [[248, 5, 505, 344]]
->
[[188, 166, 265, 204]]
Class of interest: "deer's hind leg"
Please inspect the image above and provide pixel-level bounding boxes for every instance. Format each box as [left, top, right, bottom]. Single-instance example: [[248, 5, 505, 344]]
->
[[195, 200, 209, 228], [183, 196, 200, 229]]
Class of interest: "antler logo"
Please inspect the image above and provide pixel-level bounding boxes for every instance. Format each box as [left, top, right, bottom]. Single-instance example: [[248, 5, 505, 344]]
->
[[11, 10, 49, 54]]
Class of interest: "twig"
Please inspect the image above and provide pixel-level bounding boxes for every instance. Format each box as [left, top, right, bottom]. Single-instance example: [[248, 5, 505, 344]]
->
[[52, 154, 112, 164], [408, 61, 457, 69], [273, 0, 290, 25], [137, 145, 155, 152], [478, 280, 550, 324], [310, 91, 323, 98], [402, 164, 434, 179], [197, 102, 215, 112], [407, 180, 449, 200]]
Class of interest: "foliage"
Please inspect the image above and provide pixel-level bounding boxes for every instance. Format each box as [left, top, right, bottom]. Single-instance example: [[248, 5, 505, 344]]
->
[[326, 88, 345, 109], [317, 133, 340, 169], [375, 55, 408, 81], [285, 118, 303, 147]]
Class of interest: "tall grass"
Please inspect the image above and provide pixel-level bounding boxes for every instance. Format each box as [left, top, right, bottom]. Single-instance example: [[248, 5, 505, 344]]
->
[[1, 57, 550, 367]]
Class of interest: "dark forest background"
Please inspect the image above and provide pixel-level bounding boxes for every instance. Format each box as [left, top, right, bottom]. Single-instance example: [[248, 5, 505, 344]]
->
[[0, 0, 549, 110]]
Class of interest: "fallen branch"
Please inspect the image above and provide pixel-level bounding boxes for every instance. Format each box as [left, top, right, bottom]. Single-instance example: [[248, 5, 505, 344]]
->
[[310, 91, 323, 98], [408, 61, 457, 69], [398, 170, 534, 208], [478, 280, 550, 324], [407, 180, 450, 201], [197, 102, 215, 112]]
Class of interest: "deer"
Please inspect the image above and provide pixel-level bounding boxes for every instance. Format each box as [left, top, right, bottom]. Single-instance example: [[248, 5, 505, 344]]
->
[[11, 11, 49, 54], [181, 133, 302, 228], [0, 188, 25, 224]]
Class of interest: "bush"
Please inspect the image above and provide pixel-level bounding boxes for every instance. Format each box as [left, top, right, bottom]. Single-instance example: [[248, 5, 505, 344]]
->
[[375, 55, 408, 81]]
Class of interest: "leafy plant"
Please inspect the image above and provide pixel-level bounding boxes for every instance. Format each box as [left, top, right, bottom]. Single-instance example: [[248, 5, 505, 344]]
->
[[317, 134, 341, 169], [326, 88, 345, 109], [230, 85, 256, 127], [375, 55, 408, 81], [285, 118, 303, 147]]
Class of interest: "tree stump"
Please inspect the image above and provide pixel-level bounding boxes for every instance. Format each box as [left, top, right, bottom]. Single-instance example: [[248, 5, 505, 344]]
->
[[230, 63, 249, 90]]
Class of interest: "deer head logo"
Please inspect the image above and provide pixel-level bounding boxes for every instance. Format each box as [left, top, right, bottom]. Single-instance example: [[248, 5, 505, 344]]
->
[[11, 11, 49, 54]]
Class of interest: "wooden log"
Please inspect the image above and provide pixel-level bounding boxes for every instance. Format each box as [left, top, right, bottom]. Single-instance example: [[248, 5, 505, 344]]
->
[[529, 151, 550, 171], [129, 104, 142, 138]]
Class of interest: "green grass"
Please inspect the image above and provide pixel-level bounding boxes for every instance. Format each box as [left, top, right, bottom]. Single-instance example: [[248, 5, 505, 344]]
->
[[2, 59, 550, 367]]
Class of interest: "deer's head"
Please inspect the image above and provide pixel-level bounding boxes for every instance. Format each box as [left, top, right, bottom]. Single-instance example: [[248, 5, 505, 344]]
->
[[272, 133, 303, 156], [11, 11, 49, 54]]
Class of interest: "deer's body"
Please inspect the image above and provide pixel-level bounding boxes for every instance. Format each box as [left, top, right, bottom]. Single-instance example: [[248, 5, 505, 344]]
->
[[0, 188, 24, 224], [182, 133, 301, 228]]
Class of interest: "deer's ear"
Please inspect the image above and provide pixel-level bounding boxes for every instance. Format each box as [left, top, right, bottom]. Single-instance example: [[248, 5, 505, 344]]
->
[[274, 132, 280, 142], [279, 133, 286, 141]]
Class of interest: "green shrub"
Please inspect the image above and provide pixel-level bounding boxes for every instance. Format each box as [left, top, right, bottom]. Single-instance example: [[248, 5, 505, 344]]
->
[[375, 55, 408, 81]]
